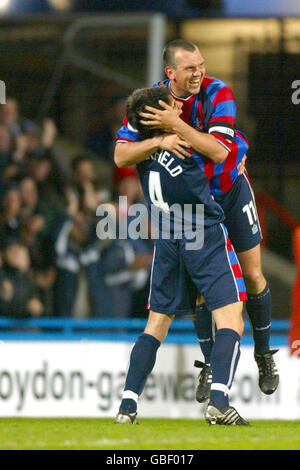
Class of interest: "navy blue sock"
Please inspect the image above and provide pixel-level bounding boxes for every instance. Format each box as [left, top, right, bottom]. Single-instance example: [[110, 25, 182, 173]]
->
[[246, 284, 272, 354], [193, 304, 214, 364], [120, 333, 161, 414], [210, 328, 241, 409]]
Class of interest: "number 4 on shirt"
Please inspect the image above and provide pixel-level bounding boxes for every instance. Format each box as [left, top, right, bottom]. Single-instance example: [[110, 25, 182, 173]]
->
[[149, 171, 170, 214]]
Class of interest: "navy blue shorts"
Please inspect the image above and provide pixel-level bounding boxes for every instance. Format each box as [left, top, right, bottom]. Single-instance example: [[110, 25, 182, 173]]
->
[[215, 173, 263, 253], [147, 223, 247, 316]]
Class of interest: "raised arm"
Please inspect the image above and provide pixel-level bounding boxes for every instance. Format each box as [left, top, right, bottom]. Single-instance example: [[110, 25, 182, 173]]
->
[[114, 137, 163, 168], [139, 100, 228, 164], [114, 133, 191, 168]]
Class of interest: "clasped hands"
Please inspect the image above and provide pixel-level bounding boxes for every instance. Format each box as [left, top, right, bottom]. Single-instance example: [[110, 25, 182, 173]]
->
[[139, 99, 247, 174], [139, 100, 191, 160]]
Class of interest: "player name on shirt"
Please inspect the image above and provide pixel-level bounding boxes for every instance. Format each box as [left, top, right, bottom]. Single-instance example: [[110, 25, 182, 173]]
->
[[148, 149, 183, 177]]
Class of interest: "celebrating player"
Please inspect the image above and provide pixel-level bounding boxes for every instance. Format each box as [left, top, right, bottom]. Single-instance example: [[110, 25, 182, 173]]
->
[[138, 39, 279, 402], [114, 86, 249, 426]]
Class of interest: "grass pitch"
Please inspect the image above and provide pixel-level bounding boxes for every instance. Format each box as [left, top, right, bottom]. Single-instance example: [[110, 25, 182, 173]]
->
[[0, 418, 299, 450]]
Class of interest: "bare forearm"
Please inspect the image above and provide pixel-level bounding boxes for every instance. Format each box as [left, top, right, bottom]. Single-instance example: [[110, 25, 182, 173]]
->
[[173, 119, 229, 164], [114, 138, 162, 168], [139, 100, 230, 163]]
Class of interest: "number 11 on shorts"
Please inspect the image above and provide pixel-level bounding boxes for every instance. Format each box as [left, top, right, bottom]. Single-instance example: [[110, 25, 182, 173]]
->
[[242, 201, 257, 226]]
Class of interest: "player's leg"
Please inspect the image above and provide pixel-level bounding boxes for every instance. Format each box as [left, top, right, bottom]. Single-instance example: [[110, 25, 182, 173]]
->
[[224, 174, 279, 393], [205, 300, 249, 425], [209, 301, 244, 412], [116, 310, 174, 424], [195, 174, 279, 395], [205, 302, 249, 426], [193, 295, 214, 364], [192, 296, 214, 402], [237, 244, 269, 349], [237, 244, 279, 394], [183, 223, 249, 424], [116, 238, 194, 424], [191, 223, 245, 404]]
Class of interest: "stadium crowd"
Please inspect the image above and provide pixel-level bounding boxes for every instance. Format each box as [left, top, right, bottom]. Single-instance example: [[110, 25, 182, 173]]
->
[[0, 97, 153, 319]]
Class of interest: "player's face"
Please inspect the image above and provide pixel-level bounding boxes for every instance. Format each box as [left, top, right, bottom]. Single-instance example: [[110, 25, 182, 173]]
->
[[166, 48, 206, 97]]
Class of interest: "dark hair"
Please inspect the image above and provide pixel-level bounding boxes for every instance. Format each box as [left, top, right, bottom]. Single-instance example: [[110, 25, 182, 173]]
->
[[163, 39, 197, 68], [2, 237, 26, 251], [71, 154, 95, 171], [126, 86, 171, 139]]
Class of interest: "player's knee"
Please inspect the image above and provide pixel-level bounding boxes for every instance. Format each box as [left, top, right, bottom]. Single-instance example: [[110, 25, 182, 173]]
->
[[229, 316, 244, 337], [145, 311, 174, 343], [243, 268, 264, 290]]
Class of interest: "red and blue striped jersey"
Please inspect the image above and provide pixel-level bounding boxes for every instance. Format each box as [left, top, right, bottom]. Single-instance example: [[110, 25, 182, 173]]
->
[[152, 77, 249, 196], [116, 76, 249, 197], [192, 130, 249, 196]]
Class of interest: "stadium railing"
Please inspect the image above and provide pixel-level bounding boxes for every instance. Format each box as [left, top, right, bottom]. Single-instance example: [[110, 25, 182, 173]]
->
[[256, 191, 299, 249], [0, 317, 288, 345]]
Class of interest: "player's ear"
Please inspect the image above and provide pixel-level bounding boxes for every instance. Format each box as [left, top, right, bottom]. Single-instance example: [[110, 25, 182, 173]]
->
[[165, 65, 176, 80]]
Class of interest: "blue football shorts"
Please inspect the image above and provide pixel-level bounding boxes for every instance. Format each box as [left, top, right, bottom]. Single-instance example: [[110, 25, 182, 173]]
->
[[215, 173, 263, 253], [147, 223, 247, 316]]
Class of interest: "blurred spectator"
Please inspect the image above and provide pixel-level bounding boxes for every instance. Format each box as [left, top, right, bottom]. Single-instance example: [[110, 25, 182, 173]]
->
[[20, 176, 56, 237], [87, 96, 127, 162], [22, 118, 58, 159], [0, 133, 28, 185], [19, 176, 58, 273], [18, 176, 58, 312], [96, 237, 136, 318], [0, 123, 11, 156], [0, 186, 22, 244], [52, 183, 142, 318], [52, 155, 109, 316], [67, 154, 111, 214], [1, 114, 60, 188], [0, 240, 44, 318], [0, 125, 43, 187], [72, 155, 98, 196], [40, 118, 58, 150], [52, 209, 103, 317], [0, 124, 13, 190], [21, 122, 41, 158], [0, 123, 30, 190], [28, 151, 67, 211], [0, 98, 23, 138], [114, 168, 153, 318], [0, 96, 153, 320], [130, 234, 154, 319], [115, 167, 141, 206], [15, 118, 56, 160]]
